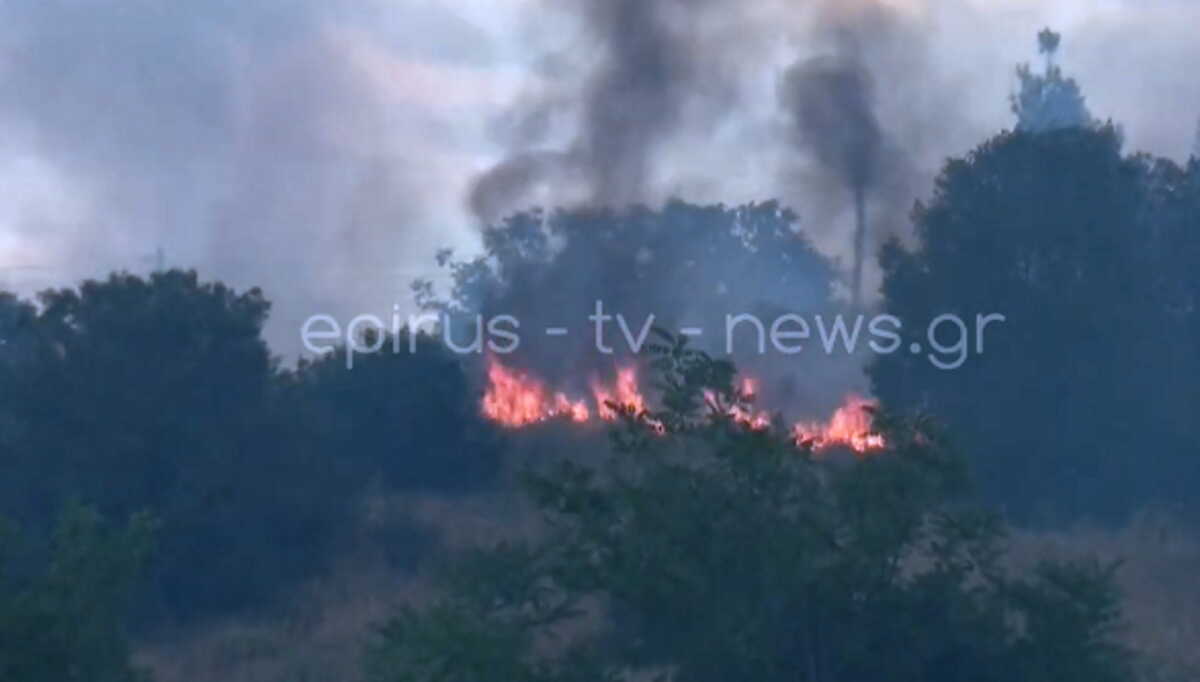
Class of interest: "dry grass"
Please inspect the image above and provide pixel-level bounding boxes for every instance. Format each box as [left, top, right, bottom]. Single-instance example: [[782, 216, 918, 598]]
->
[[136, 563, 420, 682], [136, 484, 545, 682], [138, 485, 1200, 682], [1010, 511, 1200, 681]]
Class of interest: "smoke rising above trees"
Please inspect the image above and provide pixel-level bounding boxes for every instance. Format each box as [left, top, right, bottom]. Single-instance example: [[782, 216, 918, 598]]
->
[[467, 0, 742, 224], [779, 53, 884, 306], [7, 0, 1200, 348]]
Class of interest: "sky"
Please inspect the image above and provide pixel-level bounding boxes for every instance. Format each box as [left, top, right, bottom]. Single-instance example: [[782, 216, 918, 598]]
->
[[1, 0, 1198, 352]]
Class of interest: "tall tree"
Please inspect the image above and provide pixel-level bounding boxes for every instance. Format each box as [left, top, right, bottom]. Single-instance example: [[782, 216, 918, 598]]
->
[[418, 200, 845, 412], [1011, 29, 1094, 133], [0, 271, 359, 620], [283, 330, 502, 494], [870, 121, 1199, 523]]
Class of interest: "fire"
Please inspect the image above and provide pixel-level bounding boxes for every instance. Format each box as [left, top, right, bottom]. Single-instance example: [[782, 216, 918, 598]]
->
[[793, 395, 886, 455], [483, 358, 647, 428], [592, 367, 647, 420], [482, 359, 885, 454], [481, 360, 590, 427], [705, 380, 772, 431]]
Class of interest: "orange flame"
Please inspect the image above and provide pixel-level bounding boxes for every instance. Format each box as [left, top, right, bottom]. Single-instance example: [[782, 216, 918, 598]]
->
[[482, 360, 885, 454], [792, 395, 885, 454], [592, 367, 647, 420], [482, 360, 590, 427], [483, 358, 651, 428], [704, 382, 773, 431]]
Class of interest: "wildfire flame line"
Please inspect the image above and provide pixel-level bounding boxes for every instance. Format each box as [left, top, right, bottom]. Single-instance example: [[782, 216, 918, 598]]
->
[[481, 358, 885, 454], [481, 360, 591, 427]]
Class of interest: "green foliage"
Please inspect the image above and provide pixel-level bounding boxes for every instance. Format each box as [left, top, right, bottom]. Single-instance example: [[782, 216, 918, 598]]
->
[[870, 122, 1200, 523], [416, 201, 841, 392], [364, 543, 611, 682], [0, 503, 157, 682], [1011, 28, 1093, 133], [285, 330, 502, 493], [0, 269, 504, 623], [367, 337, 1134, 682], [0, 270, 351, 619]]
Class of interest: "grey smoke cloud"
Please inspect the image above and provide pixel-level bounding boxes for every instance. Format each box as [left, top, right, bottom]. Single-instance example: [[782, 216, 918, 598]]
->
[[0, 0, 496, 350], [467, 0, 746, 224], [780, 55, 883, 198], [2, 0, 1200, 353], [779, 54, 883, 306]]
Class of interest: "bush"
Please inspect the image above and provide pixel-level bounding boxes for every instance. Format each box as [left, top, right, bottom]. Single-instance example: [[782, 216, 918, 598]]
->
[[0, 503, 156, 682], [367, 334, 1135, 682]]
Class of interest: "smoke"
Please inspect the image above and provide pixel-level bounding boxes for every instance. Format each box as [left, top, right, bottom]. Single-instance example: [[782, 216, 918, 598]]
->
[[779, 54, 883, 306], [452, 0, 971, 415], [780, 55, 883, 201], [0, 1, 494, 350], [467, 0, 743, 223], [470, 0, 967, 307], [4, 0, 1200, 352], [468, 151, 574, 226], [774, 3, 951, 305]]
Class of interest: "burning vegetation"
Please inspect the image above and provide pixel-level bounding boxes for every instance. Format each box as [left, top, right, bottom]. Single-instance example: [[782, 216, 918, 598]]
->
[[481, 356, 885, 455]]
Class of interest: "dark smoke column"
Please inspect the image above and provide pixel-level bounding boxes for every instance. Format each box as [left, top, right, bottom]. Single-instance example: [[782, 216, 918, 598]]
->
[[780, 56, 882, 307], [467, 0, 719, 224], [852, 184, 867, 307]]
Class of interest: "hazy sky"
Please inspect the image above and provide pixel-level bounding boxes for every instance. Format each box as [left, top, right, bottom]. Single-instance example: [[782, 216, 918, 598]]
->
[[1, 0, 1197, 350]]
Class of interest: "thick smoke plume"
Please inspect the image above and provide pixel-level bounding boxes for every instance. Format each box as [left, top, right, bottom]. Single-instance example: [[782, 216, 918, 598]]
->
[[455, 0, 958, 416], [779, 55, 882, 306], [468, 0, 736, 223], [6, 0, 1200, 352]]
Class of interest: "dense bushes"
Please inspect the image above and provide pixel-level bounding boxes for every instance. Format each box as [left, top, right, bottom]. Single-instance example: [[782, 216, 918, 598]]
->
[[366, 338, 1136, 682], [0, 270, 501, 623], [0, 504, 155, 682]]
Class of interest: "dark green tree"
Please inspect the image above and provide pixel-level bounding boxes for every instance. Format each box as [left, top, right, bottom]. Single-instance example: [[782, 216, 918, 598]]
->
[[1011, 29, 1094, 133], [284, 329, 502, 495], [0, 271, 359, 620], [0, 503, 156, 682], [869, 121, 1200, 524], [416, 200, 843, 408]]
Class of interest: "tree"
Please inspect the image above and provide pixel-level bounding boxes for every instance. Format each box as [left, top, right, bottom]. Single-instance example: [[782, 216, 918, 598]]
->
[[284, 330, 502, 495], [1011, 29, 1094, 133], [416, 200, 845, 410], [869, 121, 1200, 524], [0, 270, 360, 621], [365, 335, 1134, 682], [0, 503, 157, 682]]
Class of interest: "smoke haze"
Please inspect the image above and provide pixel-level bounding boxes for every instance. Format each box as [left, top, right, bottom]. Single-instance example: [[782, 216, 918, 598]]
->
[[2, 0, 1200, 350]]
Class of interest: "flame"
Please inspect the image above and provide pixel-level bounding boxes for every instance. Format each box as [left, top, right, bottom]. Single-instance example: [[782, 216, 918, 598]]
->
[[483, 358, 648, 428], [482, 359, 885, 454], [482, 359, 590, 427], [592, 367, 647, 420], [792, 395, 886, 454], [704, 382, 772, 431]]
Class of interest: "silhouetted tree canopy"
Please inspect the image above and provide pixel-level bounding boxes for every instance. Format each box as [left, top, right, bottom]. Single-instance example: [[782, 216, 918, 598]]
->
[[0, 270, 501, 623], [870, 124, 1200, 524], [286, 330, 502, 493], [418, 199, 848, 411], [1012, 28, 1094, 133]]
